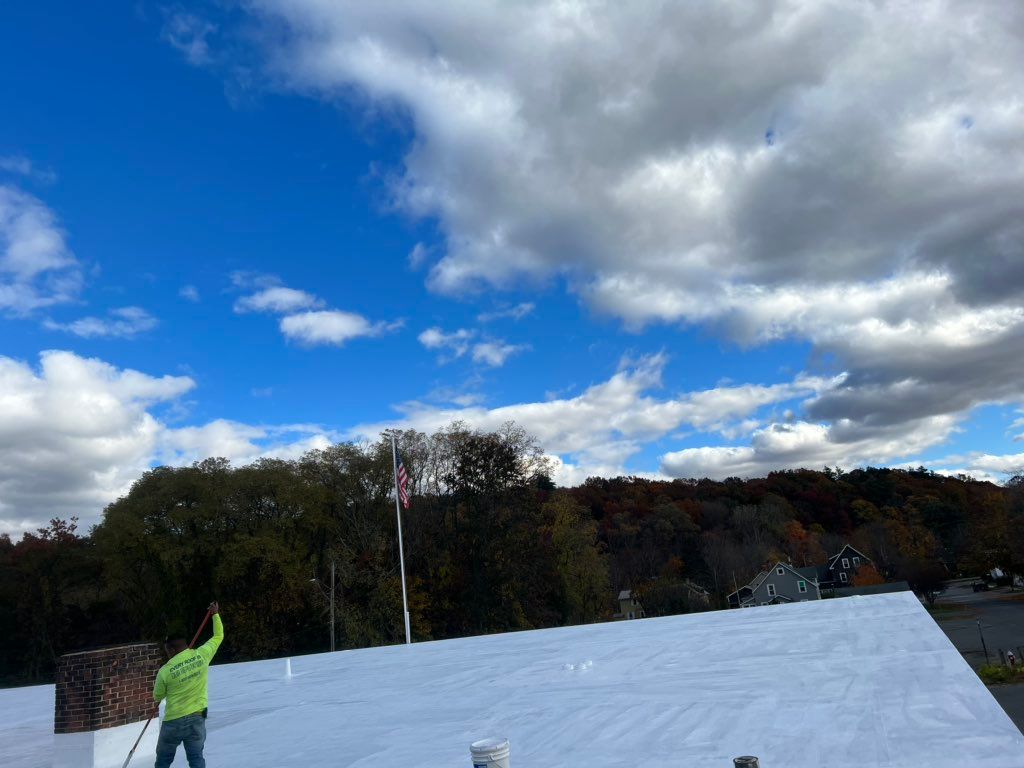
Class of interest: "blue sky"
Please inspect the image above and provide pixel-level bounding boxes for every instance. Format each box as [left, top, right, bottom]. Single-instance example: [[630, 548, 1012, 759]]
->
[[2, 1, 1023, 534]]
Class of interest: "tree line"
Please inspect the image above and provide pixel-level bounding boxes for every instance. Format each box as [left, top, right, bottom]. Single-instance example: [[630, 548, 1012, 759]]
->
[[1, 422, 1021, 686]]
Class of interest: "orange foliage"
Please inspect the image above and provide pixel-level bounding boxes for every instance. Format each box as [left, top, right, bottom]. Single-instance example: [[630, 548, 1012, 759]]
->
[[852, 563, 885, 586]]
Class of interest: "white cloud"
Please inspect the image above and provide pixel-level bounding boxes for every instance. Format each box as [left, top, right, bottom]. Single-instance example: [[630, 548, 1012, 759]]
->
[[0, 156, 56, 184], [418, 326, 527, 367], [478, 303, 535, 322], [1011, 411, 1024, 442], [279, 309, 392, 346], [408, 242, 430, 268], [660, 415, 960, 480], [162, 10, 218, 67], [0, 351, 193, 536], [44, 306, 158, 339], [471, 340, 527, 367], [179, 285, 200, 302], [928, 450, 1024, 480], [0, 185, 81, 313], [232, 276, 398, 347], [418, 326, 474, 358], [352, 354, 823, 482], [156, 420, 333, 467], [234, 285, 323, 313], [231, 0, 1024, 483], [0, 351, 335, 537]]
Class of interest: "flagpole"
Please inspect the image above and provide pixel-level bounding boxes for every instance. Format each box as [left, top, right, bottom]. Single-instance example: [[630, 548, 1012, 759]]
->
[[391, 431, 412, 645]]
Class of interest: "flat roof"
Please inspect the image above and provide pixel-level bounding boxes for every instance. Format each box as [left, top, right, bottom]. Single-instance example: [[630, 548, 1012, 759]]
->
[[1, 592, 1021, 767]]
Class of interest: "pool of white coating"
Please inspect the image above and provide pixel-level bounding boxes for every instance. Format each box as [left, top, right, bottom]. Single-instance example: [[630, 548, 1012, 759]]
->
[[2, 592, 1022, 767]]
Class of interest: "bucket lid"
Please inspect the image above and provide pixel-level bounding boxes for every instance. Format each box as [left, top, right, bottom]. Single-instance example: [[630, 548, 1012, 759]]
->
[[470, 738, 509, 755]]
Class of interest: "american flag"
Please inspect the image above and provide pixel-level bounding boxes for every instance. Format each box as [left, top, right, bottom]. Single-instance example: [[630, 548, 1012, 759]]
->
[[397, 457, 411, 510]]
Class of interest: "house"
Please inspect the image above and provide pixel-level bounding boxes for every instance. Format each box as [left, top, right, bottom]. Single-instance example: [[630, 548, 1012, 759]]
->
[[728, 544, 875, 608], [615, 589, 645, 620], [790, 544, 874, 592], [727, 561, 821, 608], [821, 544, 872, 589]]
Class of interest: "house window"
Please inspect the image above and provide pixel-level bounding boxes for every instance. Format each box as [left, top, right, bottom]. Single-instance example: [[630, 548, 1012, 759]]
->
[[628, 611, 635, 619], [842, 558, 850, 569], [798, 580, 807, 593], [767, 584, 777, 597], [777, 567, 785, 575], [839, 572, 848, 583], [853, 557, 861, 566]]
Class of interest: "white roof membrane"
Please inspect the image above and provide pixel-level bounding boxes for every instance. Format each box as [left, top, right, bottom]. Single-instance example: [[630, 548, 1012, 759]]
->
[[2, 592, 1021, 767]]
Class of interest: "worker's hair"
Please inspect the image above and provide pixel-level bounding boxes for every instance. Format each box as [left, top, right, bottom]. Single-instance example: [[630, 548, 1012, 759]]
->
[[164, 636, 188, 655]]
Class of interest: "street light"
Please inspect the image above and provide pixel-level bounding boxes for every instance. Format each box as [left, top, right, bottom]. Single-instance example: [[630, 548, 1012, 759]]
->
[[310, 559, 336, 652]]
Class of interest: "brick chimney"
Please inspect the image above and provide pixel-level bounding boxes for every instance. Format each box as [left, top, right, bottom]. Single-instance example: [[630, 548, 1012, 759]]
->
[[53, 643, 163, 768]]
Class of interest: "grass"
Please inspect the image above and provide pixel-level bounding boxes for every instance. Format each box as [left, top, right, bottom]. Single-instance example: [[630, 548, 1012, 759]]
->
[[978, 664, 1024, 685], [926, 604, 972, 618]]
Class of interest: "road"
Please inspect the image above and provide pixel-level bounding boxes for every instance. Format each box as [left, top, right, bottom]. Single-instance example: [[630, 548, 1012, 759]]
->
[[932, 578, 1024, 667], [929, 578, 1024, 732]]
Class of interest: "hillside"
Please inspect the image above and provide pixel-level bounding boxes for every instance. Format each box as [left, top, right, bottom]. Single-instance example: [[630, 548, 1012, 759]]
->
[[2, 425, 1021, 686]]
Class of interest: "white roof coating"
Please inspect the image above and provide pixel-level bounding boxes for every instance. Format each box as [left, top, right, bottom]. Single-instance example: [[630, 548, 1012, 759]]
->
[[2, 592, 1021, 767]]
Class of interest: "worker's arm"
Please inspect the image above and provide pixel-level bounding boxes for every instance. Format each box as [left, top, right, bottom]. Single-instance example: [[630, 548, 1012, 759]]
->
[[197, 602, 224, 663], [153, 667, 167, 703]]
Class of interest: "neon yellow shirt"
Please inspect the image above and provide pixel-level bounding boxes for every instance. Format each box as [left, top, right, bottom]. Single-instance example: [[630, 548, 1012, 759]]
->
[[153, 614, 224, 721]]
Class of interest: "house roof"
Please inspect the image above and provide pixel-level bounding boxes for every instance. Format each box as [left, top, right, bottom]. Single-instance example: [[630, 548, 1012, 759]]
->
[[834, 581, 910, 597], [828, 544, 872, 567], [618, 589, 633, 601], [796, 565, 829, 582], [730, 562, 818, 599], [5, 593, 1020, 768], [727, 571, 767, 600]]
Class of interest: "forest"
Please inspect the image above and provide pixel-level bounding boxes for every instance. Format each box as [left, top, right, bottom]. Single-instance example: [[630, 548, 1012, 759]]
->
[[2, 422, 1022, 686]]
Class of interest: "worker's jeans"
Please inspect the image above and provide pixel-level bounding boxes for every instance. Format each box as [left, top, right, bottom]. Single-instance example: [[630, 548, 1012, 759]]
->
[[155, 713, 206, 768]]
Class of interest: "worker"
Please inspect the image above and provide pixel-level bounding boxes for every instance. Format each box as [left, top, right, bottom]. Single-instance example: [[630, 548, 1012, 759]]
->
[[153, 602, 224, 768]]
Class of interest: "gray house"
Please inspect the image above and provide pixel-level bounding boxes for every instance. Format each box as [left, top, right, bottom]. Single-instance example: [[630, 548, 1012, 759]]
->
[[800, 544, 873, 590], [727, 561, 822, 608]]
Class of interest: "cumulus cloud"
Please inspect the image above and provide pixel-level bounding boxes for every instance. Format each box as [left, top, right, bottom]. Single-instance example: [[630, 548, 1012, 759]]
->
[[478, 303, 535, 322], [222, 0, 1024, 480], [660, 415, 960, 480], [233, 275, 397, 347], [179, 285, 200, 302], [234, 285, 323, 313], [471, 340, 527, 367], [0, 185, 81, 313], [927, 450, 1024, 481], [418, 326, 474, 358], [418, 326, 526, 367], [0, 351, 335, 536], [0, 351, 193, 536], [44, 306, 158, 339], [352, 354, 824, 482], [280, 310, 394, 346]]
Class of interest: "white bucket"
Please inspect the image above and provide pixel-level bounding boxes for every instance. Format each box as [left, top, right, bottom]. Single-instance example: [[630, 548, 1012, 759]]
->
[[470, 737, 510, 768]]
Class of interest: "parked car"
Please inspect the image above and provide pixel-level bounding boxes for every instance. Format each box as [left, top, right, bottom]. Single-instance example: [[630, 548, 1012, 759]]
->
[[972, 581, 990, 592]]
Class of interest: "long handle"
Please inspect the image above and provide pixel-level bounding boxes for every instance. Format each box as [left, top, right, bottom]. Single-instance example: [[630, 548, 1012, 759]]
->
[[120, 608, 214, 768]]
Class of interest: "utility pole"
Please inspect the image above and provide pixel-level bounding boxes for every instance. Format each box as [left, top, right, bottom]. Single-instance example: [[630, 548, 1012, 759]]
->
[[979, 619, 990, 665], [390, 431, 412, 645], [330, 558, 336, 653], [310, 559, 337, 653]]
